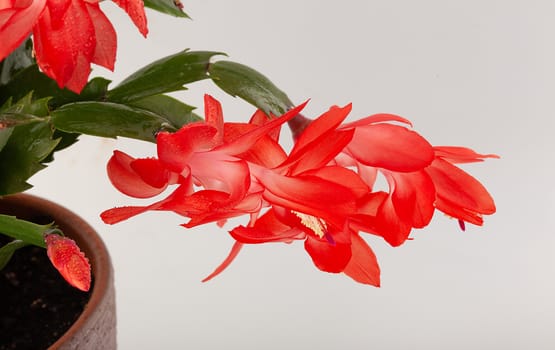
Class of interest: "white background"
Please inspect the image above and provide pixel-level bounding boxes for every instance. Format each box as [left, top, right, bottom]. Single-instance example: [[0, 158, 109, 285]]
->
[[28, 1, 555, 349]]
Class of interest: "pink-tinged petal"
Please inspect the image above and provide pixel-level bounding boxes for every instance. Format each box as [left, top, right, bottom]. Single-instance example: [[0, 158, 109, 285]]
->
[[216, 101, 307, 156], [357, 163, 379, 189], [346, 123, 434, 172], [335, 154, 379, 189], [343, 232, 380, 286], [433, 146, 500, 164], [223, 122, 287, 168], [386, 170, 435, 228], [111, 0, 147, 37], [0, 0, 46, 61], [204, 94, 224, 144], [202, 241, 243, 282], [341, 113, 413, 129], [156, 123, 218, 172], [230, 209, 304, 243], [45, 234, 91, 292], [426, 158, 496, 216], [85, 2, 116, 70], [304, 235, 352, 273], [107, 150, 169, 198], [190, 156, 250, 201]]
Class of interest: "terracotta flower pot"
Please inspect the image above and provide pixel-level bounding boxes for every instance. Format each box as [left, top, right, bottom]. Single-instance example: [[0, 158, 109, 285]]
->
[[0, 194, 116, 349]]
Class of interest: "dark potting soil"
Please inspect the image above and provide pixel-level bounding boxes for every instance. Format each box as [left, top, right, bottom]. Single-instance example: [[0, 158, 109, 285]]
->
[[0, 236, 91, 349]]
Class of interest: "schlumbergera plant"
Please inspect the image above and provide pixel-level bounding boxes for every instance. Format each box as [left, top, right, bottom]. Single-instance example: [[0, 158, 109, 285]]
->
[[0, 0, 498, 290]]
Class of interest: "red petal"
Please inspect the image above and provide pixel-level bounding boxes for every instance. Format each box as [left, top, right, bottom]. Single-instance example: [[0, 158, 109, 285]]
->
[[33, 0, 95, 92], [45, 234, 91, 291], [346, 123, 434, 172], [387, 170, 435, 228], [283, 129, 354, 175], [259, 170, 356, 229], [86, 2, 116, 70], [230, 209, 303, 244], [62, 50, 92, 93], [304, 235, 352, 273], [101, 184, 192, 224], [248, 109, 280, 141], [112, 0, 148, 36], [204, 94, 224, 144], [107, 150, 169, 198], [100, 205, 152, 224], [224, 122, 288, 168], [434, 197, 485, 226], [44, 0, 70, 29], [342, 113, 413, 129], [343, 232, 380, 286], [202, 241, 243, 282], [131, 158, 171, 189], [156, 123, 218, 173], [190, 156, 250, 201], [281, 104, 354, 174], [426, 158, 496, 216], [216, 101, 307, 156], [302, 166, 370, 199], [433, 146, 499, 164], [351, 192, 412, 247], [0, 0, 46, 61], [289, 104, 352, 159]]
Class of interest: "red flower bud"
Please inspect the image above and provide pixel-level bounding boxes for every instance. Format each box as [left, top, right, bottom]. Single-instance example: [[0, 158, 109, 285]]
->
[[45, 234, 91, 292]]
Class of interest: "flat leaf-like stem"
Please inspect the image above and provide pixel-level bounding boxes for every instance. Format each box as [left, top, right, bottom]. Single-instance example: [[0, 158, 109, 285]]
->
[[52, 98, 201, 142], [144, 0, 189, 18], [0, 214, 51, 248], [209, 60, 294, 116], [107, 50, 224, 103]]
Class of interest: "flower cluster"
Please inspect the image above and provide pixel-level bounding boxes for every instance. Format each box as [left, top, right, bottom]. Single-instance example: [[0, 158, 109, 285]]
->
[[102, 95, 497, 286], [0, 0, 147, 93]]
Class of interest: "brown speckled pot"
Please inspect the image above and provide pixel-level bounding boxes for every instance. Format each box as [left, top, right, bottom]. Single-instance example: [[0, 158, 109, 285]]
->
[[0, 194, 116, 349]]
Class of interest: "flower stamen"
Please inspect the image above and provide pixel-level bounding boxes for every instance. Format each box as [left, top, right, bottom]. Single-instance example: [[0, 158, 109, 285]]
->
[[292, 211, 328, 239]]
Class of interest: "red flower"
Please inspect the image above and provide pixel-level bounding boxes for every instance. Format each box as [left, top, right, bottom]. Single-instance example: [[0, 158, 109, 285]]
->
[[45, 233, 91, 291], [214, 103, 381, 285], [101, 95, 305, 226], [0, 0, 148, 93], [102, 96, 497, 287], [290, 107, 497, 247], [333, 112, 437, 246], [102, 96, 381, 285]]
